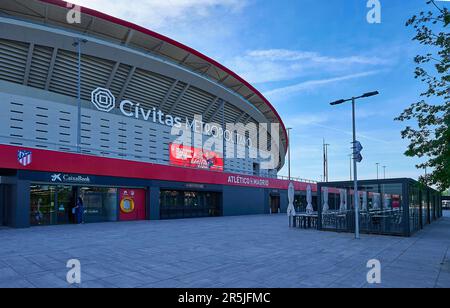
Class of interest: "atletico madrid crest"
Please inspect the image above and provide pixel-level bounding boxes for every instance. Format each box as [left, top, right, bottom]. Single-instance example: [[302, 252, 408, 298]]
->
[[17, 150, 32, 167]]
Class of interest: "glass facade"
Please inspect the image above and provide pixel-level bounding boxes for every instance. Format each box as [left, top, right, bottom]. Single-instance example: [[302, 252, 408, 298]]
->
[[160, 190, 222, 219], [409, 183, 421, 233], [79, 187, 118, 223], [318, 179, 442, 237], [30, 185, 120, 226], [30, 185, 58, 226], [294, 193, 318, 213]]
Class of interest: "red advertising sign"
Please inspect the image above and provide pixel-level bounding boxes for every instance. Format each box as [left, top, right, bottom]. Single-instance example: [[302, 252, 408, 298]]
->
[[169, 143, 224, 172], [119, 188, 146, 221]]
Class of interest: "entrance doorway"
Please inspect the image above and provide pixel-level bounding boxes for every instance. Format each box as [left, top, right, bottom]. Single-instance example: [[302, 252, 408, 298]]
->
[[270, 195, 280, 214], [160, 190, 222, 219], [56, 186, 77, 224], [30, 185, 77, 226], [30, 184, 147, 226]]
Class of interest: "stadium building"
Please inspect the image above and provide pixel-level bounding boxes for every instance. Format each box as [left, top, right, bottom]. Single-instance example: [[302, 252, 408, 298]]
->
[[0, 0, 318, 228]]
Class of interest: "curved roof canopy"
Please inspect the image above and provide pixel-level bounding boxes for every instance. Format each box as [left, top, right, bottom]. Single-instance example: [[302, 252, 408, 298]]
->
[[0, 0, 288, 168]]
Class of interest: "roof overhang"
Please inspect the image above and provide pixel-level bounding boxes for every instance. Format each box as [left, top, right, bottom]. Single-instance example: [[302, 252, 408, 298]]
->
[[0, 0, 288, 169]]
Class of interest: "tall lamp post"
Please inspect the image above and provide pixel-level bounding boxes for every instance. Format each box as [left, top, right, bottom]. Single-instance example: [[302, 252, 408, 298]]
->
[[287, 128, 292, 181], [73, 38, 87, 153], [349, 154, 353, 181], [383, 165, 386, 179], [323, 139, 330, 182], [376, 163, 380, 180], [330, 91, 379, 239]]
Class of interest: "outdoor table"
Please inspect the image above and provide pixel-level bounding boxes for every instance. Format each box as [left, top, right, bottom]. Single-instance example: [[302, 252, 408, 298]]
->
[[294, 213, 318, 229]]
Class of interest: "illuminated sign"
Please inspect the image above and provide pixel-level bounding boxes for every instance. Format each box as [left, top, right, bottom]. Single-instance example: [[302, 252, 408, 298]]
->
[[169, 143, 223, 171]]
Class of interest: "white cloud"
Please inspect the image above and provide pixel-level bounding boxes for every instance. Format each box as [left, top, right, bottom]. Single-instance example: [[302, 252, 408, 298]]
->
[[226, 49, 389, 84], [264, 70, 381, 98], [69, 0, 246, 29], [284, 114, 329, 127], [247, 49, 388, 65]]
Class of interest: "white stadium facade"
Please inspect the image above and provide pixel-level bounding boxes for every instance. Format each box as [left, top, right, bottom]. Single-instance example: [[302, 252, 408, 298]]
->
[[0, 0, 318, 228]]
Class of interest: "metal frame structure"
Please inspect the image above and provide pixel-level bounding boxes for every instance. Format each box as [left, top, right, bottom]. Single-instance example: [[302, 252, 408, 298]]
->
[[317, 178, 443, 237]]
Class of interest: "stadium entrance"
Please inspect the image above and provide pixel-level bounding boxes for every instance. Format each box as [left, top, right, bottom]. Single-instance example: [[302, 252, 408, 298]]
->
[[30, 184, 146, 226], [270, 195, 281, 214], [160, 190, 222, 219]]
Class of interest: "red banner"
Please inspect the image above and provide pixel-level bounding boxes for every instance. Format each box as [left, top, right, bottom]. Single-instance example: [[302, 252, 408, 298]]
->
[[169, 143, 224, 172]]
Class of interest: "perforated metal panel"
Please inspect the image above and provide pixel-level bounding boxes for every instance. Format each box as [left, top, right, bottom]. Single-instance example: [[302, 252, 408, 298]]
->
[[0, 39, 28, 84], [28, 45, 53, 89], [0, 35, 280, 176]]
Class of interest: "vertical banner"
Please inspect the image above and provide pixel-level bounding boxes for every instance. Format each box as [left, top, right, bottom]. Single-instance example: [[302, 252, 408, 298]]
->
[[169, 143, 224, 171], [119, 188, 146, 221]]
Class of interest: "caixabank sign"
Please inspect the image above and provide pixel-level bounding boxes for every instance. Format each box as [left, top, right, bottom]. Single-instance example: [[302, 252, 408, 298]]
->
[[50, 173, 92, 184]]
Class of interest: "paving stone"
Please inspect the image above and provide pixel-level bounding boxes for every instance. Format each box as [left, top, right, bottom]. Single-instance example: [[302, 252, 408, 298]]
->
[[0, 213, 449, 288]]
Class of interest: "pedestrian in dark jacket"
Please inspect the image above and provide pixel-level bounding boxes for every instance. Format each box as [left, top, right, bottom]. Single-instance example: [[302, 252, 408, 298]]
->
[[75, 197, 84, 224]]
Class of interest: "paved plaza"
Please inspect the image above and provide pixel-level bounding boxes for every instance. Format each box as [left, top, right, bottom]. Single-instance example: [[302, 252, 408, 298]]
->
[[0, 212, 449, 288]]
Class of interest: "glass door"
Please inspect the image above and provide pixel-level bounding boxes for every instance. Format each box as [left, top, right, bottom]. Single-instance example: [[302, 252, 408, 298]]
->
[[56, 186, 76, 225], [30, 185, 56, 226]]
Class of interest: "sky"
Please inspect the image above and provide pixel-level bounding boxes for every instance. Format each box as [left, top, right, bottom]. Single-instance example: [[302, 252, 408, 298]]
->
[[69, 0, 448, 182]]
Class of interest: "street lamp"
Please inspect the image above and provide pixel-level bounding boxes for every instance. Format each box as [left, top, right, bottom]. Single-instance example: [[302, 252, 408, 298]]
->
[[383, 165, 386, 179], [323, 139, 330, 182], [330, 91, 379, 239], [73, 38, 87, 153], [287, 128, 292, 181], [349, 154, 352, 181], [376, 163, 380, 180]]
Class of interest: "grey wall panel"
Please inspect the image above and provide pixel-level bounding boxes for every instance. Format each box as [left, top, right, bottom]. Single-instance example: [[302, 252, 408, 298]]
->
[[0, 81, 276, 176], [0, 17, 284, 165], [222, 186, 267, 216], [8, 179, 30, 228]]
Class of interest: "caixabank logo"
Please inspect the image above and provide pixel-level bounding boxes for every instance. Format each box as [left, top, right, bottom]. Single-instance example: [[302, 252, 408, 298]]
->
[[91, 87, 116, 112]]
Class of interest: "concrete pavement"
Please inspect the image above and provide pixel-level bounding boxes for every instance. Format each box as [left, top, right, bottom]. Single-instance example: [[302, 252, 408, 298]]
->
[[0, 212, 449, 288]]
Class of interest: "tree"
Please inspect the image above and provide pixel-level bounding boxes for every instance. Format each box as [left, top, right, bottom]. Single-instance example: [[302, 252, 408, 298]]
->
[[395, 0, 449, 192]]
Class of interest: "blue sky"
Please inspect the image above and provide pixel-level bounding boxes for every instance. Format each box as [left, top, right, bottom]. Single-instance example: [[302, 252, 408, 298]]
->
[[71, 0, 447, 182]]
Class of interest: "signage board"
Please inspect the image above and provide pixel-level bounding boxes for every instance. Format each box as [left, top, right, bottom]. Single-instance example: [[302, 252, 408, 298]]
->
[[169, 143, 224, 172]]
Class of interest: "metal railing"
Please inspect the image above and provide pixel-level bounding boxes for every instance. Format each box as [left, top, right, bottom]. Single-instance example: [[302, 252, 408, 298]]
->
[[275, 175, 317, 184], [320, 209, 405, 236]]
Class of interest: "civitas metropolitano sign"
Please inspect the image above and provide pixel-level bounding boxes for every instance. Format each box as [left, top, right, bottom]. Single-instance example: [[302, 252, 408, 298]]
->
[[91, 87, 253, 147]]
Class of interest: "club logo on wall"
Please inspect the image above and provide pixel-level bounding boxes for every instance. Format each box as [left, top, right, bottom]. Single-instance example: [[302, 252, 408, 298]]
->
[[120, 190, 135, 214], [17, 150, 32, 167]]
